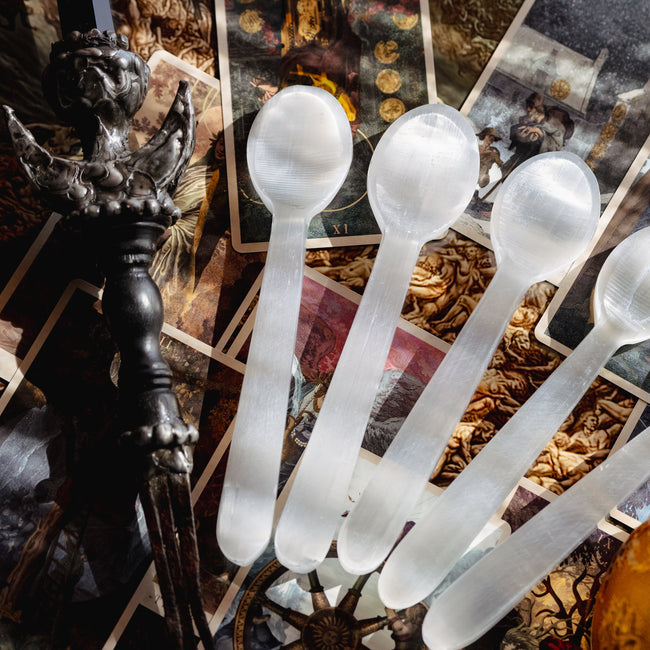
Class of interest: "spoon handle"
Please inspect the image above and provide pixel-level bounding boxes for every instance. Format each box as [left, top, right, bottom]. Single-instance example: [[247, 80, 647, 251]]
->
[[274, 233, 423, 573], [217, 213, 308, 566], [337, 263, 531, 576], [377, 320, 621, 609], [421, 426, 650, 650]]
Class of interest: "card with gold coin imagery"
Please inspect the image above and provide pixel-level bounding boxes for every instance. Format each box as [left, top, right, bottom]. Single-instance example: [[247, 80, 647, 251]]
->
[[214, 0, 437, 252], [454, 0, 650, 258]]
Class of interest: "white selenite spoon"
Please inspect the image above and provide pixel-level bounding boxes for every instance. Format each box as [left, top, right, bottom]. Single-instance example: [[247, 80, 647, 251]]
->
[[378, 224, 650, 610], [338, 152, 599, 577], [273, 103, 480, 573], [217, 86, 353, 566], [422, 424, 650, 650]]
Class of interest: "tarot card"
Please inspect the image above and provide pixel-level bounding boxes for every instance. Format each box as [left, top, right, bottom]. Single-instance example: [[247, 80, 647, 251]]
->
[[213, 270, 263, 358], [0, 210, 91, 370], [0, 212, 63, 380], [128, 50, 269, 349], [466, 481, 628, 649], [214, 0, 436, 252], [454, 0, 650, 257], [401, 231, 632, 496], [608, 399, 650, 528], [429, 0, 525, 108], [536, 146, 650, 401], [207, 450, 507, 649], [518, 371, 634, 497]]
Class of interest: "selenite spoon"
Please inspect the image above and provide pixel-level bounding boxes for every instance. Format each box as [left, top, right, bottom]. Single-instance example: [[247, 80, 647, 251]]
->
[[338, 152, 599, 577], [421, 425, 650, 650], [273, 103, 480, 573], [217, 86, 352, 566], [378, 225, 650, 610]]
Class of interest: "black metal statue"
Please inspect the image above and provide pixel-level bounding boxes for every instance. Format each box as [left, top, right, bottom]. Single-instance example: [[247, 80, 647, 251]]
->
[[4, 28, 214, 650]]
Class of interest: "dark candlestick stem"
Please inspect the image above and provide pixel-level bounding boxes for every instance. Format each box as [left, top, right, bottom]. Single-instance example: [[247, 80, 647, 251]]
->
[[57, 0, 115, 34]]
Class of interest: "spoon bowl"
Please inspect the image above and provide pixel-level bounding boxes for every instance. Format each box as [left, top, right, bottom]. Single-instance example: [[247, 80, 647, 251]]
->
[[492, 152, 600, 279], [217, 85, 353, 566], [594, 226, 650, 344], [247, 85, 353, 217], [368, 103, 479, 237]]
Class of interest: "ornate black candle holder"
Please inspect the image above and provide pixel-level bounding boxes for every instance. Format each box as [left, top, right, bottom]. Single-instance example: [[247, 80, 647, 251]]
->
[[4, 29, 214, 649]]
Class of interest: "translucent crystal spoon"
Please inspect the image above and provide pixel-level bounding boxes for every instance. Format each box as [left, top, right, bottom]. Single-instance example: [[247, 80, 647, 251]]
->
[[421, 424, 650, 650], [217, 86, 353, 566], [273, 103, 480, 573], [378, 225, 650, 610], [338, 152, 599, 577]]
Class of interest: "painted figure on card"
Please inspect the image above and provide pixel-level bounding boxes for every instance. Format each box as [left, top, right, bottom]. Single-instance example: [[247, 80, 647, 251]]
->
[[404, 239, 490, 335], [476, 127, 504, 188], [501, 92, 574, 179]]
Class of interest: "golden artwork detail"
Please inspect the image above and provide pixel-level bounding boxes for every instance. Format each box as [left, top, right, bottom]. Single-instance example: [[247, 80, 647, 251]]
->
[[586, 100, 628, 169], [379, 97, 406, 122], [374, 40, 400, 64], [239, 8, 263, 33], [295, 0, 320, 41], [589, 140, 607, 160], [611, 103, 628, 122], [392, 13, 419, 30], [601, 122, 618, 141], [549, 78, 571, 100], [376, 69, 402, 94]]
